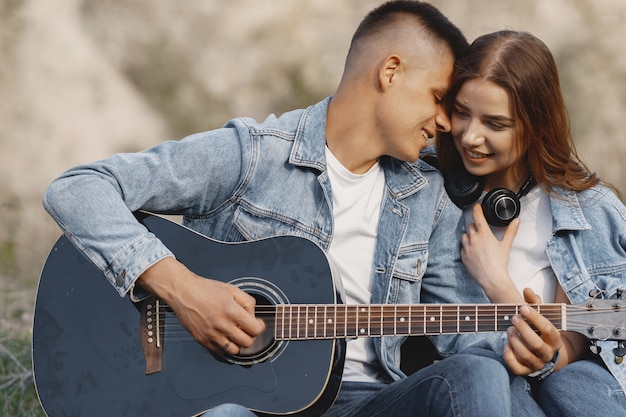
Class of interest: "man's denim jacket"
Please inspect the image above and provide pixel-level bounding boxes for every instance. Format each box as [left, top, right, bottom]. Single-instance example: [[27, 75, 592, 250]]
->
[[453, 185, 626, 394], [44, 97, 487, 382]]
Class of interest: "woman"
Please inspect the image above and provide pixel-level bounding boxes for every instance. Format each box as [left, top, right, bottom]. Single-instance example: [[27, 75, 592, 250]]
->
[[436, 30, 626, 416]]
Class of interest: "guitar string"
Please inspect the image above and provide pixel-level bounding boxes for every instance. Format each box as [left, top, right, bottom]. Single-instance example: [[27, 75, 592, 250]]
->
[[147, 305, 621, 341]]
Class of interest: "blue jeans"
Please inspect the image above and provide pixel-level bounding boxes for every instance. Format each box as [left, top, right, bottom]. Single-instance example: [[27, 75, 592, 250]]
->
[[200, 353, 510, 416], [461, 347, 546, 417], [200, 403, 256, 417], [536, 358, 626, 417], [466, 347, 626, 417]]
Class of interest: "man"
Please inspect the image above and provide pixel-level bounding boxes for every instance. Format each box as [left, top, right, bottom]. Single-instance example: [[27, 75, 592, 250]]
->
[[44, 1, 510, 416]]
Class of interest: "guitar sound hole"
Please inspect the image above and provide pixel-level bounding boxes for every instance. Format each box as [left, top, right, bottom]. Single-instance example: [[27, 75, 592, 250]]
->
[[226, 279, 288, 366]]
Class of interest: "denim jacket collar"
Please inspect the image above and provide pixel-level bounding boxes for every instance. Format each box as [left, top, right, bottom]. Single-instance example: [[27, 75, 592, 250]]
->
[[549, 186, 592, 232]]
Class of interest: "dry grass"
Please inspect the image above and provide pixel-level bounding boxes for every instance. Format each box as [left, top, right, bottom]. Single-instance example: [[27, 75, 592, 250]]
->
[[0, 334, 45, 416]]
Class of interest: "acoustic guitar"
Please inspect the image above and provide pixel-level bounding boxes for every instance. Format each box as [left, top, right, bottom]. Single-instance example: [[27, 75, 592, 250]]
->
[[32, 213, 626, 417]]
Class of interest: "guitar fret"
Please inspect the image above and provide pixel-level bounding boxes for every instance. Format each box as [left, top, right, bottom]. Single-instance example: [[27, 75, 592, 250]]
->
[[302, 305, 308, 339], [335, 305, 345, 338], [281, 304, 286, 339], [322, 306, 328, 339], [282, 304, 288, 339], [425, 305, 440, 334], [357, 306, 364, 337], [290, 305, 295, 339], [285, 305, 292, 339], [304, 305, 309, 339], [497, 305, 516, 331], [296, 305, 301, 339], [457, 305, 477, 333], [475, 305, 478, 333], [293, 305, 298, 339], [477, 305, 494, 332], [441, 305, 458, 335], [276, 305, 281, 339], [407, 305, 412, 334], [371, 305, 381, 336], [288, 305, 294, 339], [412, 304, 422, 335], [317, 305, 322, 339], [346, 306, 352, 337], [439, 305, 443, 334], [396, 305, 409, 335], [292, 305, 297, 339]]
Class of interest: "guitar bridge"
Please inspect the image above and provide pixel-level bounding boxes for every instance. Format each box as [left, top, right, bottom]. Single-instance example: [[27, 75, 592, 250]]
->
[[140, 295, 165, 374]]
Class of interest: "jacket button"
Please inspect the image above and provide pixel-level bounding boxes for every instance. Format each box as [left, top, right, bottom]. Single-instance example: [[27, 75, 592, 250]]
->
[[115, 270, 127, 287]]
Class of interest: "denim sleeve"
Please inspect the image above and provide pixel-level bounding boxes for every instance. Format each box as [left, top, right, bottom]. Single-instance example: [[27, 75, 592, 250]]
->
[[43, 127, 246, 296]]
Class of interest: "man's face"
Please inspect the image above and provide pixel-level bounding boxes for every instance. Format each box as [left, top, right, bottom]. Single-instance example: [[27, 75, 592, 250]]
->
[[375, 50, 454, 163]]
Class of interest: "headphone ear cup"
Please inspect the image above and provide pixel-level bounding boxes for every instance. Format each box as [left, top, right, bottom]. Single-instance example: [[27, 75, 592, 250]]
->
[[444, 168, 484, 209], [481, 188, 521, 227]]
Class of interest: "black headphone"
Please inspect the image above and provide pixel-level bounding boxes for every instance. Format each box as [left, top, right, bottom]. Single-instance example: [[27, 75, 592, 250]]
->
[[444, 167, 536, 227]]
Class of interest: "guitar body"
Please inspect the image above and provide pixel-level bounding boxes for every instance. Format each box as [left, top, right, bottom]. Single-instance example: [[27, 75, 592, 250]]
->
[[33, 213, 344, 417]]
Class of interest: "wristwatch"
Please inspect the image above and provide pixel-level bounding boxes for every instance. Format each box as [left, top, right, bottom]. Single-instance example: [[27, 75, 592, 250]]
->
[[527, 349, 560, 381]]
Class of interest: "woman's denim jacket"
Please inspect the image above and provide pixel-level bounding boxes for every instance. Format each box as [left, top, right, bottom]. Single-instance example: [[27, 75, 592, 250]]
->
[[453, 185, 626, 394], [43, 97, 485, 382]]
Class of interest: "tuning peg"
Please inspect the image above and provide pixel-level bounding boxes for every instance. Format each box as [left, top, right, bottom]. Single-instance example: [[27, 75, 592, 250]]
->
[[613, 342, 626, 364], [588, 289, 604, 299], [589, 341, 602, 355]]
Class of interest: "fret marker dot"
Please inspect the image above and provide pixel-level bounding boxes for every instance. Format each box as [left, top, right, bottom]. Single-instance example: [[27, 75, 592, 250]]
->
[[328, 319, 333, 324], [361, 308, 366, 313], [309, 319, 314, 324], [400, 317, 405, 322], [430, 316, 435, 322], [464, 316, 470, 321], [504, 315, 510, 320], [360, 328, 366, 334]]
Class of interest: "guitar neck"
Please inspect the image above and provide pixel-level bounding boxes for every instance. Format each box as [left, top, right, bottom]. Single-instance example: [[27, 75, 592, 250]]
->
[[274, 303, 565, 340]]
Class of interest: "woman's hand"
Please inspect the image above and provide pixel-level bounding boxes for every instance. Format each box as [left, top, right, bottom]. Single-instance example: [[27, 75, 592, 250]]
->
[[461, 203, 523, 303]]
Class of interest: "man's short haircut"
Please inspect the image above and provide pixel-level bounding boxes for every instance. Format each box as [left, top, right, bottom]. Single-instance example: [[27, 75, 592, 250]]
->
[[349, 0, 468, 60]]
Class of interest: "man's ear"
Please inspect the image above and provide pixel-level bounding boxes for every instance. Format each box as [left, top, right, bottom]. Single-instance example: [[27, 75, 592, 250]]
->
[[378, 54, 401, 92]]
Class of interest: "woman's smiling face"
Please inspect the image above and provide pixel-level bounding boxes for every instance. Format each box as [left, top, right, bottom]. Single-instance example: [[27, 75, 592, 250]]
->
[[450, 78, 528, 191]]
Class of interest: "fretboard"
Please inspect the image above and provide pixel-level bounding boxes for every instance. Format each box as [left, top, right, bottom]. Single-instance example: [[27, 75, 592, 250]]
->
[[274, 304, 565, 340]]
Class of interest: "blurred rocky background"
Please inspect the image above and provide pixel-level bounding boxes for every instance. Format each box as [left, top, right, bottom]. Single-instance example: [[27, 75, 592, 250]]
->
[[1, 0, 626, 333]]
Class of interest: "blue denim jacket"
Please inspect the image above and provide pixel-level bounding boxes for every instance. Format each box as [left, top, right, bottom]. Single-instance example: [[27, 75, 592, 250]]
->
[[454, 185, 626, 393], [43, 97, 486, 382]]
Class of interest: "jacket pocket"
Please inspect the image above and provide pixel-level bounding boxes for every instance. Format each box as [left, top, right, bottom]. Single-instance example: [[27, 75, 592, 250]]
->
[[389, 243, 428, 305], [232, 203, 330, 248], [392, 243, 428, 283]]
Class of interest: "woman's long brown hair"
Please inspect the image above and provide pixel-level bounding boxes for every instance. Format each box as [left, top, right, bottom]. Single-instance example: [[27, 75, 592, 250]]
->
[[436, 30, 606, 195]]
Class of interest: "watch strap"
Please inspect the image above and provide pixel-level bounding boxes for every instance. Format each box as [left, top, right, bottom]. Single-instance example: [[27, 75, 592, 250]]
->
[[527, 349, 560, 381]]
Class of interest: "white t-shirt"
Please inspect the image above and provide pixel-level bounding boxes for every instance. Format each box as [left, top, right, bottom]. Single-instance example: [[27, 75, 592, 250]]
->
[[464, 186, 557, 302], [325, 147, 387, 383]]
